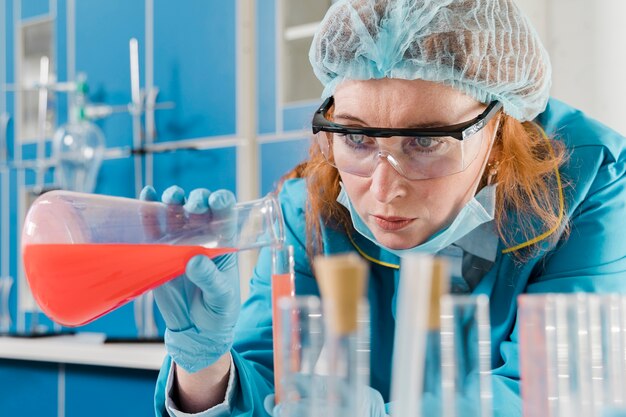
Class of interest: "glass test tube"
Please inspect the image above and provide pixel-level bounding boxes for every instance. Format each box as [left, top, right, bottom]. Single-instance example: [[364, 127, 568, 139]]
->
[[391, 254, 436, 417], [314, 253, 370, 417], [422, 303, 444, 417], [322, 297, 370, 417], [393, 255, 493, 417], [519, 294, 626, 417], [391, 255, 493, 417], [440, 294, 493, 417], [276, 296, 325, 417], [589, 295, 626, 414], [518, 294, 551, 417], [519, 294, 591, 417], [272, 245, 296, 404]]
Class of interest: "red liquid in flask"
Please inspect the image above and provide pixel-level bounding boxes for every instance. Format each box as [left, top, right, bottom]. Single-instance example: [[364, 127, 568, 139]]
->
[[23, 243, 236, 327]]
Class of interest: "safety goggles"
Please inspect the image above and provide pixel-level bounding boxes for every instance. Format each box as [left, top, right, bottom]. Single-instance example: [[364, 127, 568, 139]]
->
[[312, 96, 503, 180]]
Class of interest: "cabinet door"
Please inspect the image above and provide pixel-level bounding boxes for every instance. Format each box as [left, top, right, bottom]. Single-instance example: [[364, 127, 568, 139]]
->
[[0, 360, 59, 416], [65, 364, 158, 417]]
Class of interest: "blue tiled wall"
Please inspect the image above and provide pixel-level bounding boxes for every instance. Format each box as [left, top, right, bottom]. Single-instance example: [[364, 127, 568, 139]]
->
[[154, 0, 237, 141]]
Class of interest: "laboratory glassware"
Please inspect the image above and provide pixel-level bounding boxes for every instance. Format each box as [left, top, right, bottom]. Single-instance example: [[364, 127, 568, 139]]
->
[[52, 120, 106, 193], [440, 294, 493, 417], [21, 190, 284, 327], [0, 276, 13, 333], [276, 295, 370, 417], [35, 56, 49, 190], [519, 293, 626, 417], [391, 254, 444, 417], [0, 113, 11, 333], [53, 72, 106, 193], [276, 253, 370, 417], [391, 254, 492, 417], [272, 245, 296, 403], [276, 296, 325, 417], [314, 253, 370, 417]]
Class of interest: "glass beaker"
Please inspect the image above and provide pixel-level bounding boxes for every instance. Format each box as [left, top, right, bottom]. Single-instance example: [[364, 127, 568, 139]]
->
[[21, 190, 284, 327]]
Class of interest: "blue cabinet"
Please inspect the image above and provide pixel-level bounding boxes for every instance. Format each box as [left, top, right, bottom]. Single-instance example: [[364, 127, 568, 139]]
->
[[65, 365, 157, 417], [0, 360, 58, 416], [0, 359, 159, 417]]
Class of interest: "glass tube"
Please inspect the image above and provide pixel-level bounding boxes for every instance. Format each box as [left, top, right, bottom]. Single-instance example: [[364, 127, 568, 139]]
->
[[276, 296, 325, 417], [518, 294, 548, 417], [440, 294, 493, 417], [606, 295, 625, 408], [575, 294, 593, 417], [272, 245, 296, 403], [276, 295, 370, 417], [519, 293, 626, 417], [391, 254, 436, 417]]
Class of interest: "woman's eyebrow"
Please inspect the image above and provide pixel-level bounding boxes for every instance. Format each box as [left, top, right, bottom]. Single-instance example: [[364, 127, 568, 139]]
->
[[334, 112, 447, 128], [405, 121, 449, 128], [333, 113, 369, 125]]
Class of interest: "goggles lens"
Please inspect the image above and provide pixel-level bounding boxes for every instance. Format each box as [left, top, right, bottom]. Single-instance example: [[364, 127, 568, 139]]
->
[[312, 97, 502, 180], [318, 131, 484, 180]]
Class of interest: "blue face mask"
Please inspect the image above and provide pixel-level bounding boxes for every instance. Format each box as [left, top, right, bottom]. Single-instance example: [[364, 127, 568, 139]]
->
[[336, 183, 497, 257]]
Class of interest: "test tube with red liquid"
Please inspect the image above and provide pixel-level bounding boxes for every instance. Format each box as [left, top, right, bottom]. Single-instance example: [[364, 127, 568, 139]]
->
[[21, 190, 284, 327], [272, 245, 296, 404]]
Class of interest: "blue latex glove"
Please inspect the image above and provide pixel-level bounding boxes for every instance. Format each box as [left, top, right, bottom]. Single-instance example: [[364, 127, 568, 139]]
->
[[264, 375, 389, 417], [140, 185, 240, 373]]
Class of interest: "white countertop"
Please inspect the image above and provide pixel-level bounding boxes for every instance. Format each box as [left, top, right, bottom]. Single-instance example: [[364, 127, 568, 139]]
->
[[0, 333, 166, 370]]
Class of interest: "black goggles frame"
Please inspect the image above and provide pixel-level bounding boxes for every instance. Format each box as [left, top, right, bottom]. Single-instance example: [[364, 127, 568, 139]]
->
[[312, 96, 503, 141]]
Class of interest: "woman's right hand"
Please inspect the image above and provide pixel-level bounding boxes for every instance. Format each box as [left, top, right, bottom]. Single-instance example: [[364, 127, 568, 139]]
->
[[140, 185, 241, 374]]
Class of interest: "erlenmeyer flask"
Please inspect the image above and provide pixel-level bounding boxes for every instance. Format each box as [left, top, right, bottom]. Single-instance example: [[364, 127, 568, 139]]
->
[[21, 190, 284, 326], [52, 119, 105, 193]]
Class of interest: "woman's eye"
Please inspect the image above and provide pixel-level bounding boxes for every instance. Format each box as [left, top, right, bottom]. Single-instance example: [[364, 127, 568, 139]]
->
[[412, 137, 437, 148], [404, 136, 449, 155], [337, 133, 372, 147], [345, 134, 366, 144]]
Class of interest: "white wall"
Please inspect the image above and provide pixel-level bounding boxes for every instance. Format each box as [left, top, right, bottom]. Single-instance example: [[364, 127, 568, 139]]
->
[[516, 0, 626, 135]]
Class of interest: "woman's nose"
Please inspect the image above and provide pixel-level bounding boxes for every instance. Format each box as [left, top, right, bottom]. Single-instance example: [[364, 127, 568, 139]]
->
[[370, 156, 407, 204]]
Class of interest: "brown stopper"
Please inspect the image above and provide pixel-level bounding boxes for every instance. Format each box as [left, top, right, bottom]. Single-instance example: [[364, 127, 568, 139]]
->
[[427, 257, 449, 330], [314, 253, 368, 336]]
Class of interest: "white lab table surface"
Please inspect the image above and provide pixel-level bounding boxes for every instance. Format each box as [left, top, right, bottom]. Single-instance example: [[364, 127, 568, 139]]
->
[[0, 333, 166, 370]]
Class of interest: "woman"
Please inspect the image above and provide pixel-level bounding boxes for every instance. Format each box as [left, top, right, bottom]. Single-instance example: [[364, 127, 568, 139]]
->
[[150, 0, 626, 416]]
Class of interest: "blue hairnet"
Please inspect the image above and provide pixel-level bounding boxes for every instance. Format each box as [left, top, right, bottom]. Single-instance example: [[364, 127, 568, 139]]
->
[[309, 0, 551, 122]]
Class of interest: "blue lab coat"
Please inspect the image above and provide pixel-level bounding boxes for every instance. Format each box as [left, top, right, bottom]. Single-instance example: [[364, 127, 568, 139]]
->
[[154, 98, 626, 416]]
